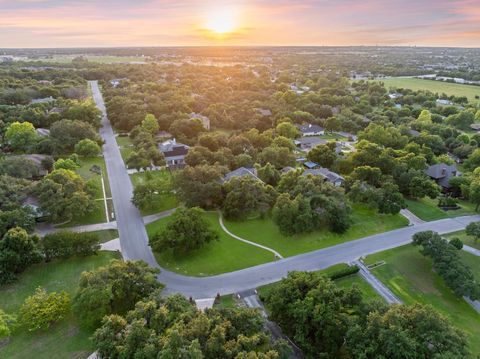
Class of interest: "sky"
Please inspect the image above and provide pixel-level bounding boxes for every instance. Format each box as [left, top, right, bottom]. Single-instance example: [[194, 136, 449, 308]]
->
[[0, 0, 479, 48]]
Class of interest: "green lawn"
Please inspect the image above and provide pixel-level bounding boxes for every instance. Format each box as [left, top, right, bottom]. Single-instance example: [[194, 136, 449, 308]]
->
[[214, 295, 237, 309], [116, 136, 133, 148], [380, 77, 480, 104], [444, 230, 480, 250], [405, 197, 477, 222], [86, 229, 119, 243], [224, 204, 408, 257], [257, 263, 381, 303], [146, 212, 275, 276], [364, 244, 480, 354], [130, 170, 178, 215], [0, 251, 119, 359]]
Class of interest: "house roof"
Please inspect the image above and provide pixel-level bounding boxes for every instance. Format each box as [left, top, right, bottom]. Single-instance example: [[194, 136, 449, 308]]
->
[[302, 168, 344, 183], [36, 128, 50, 137], [256, 108, 272, 117], [159, 139, 189, 158], [303, 161, 319, 169], [408, 129, 420, 137], [222, 167, 262, 183], [297, 124, 324, 134], [425, 163, 459, 188]]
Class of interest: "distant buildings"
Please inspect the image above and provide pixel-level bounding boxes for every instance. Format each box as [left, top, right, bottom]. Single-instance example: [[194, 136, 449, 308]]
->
[[436, 99, 453, 106], [425, 163, 460, 190], [256, 108, 272, 117], [29, 96, 54, 105], [188, 112, 210, 130], [158, 139, 189, 169]]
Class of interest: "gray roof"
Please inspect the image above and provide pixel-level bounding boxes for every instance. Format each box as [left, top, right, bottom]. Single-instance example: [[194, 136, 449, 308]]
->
[[297, 124, 324, 134], [425, 163, 459, 188], [256, 108, 272, 116], [222, 167, 261, 184], [302, 168, 344, 184], [36, 128, 50, 137], [159, 139, 189, 159], [408, 129, 420, 137]]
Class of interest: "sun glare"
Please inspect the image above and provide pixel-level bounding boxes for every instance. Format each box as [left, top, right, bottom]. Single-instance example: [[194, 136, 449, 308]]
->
[[205, 8, 236, 34]]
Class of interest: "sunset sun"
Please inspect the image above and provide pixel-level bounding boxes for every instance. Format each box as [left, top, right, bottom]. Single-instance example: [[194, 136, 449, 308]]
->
[[205, 8, 236, 34]]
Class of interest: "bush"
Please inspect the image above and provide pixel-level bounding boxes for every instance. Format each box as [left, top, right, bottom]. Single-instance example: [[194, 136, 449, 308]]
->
[[449, 237, 463, 250], [42, 231, 100, 261], [437, 196, 458, 208], [20, 287, 70, 331], [328, 265, 360, 280]]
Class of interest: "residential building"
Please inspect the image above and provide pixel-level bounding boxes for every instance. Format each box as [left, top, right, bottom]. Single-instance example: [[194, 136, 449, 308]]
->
[[221, 167, 261, 183], [302, 168, 345, 187], [425, 163, 460, 190], [36, 128, 50, 137], [158, 139, 189, 169], [297, 124, 325, 137], [256, 108, 272, 117]]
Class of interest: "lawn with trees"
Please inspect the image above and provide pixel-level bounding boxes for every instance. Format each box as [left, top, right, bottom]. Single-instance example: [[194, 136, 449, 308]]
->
[[405, 197, 477, 221], [0, 251, 119, 359], [146, 211, 275, 275], [364, 244, 480, 354]]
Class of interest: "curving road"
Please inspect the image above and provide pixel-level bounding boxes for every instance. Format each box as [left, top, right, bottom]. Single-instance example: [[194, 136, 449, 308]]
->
[[90, 81, 480, 298]]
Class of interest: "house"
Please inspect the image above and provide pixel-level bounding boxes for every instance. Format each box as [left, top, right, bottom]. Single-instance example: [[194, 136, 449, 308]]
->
[[221, 167, 261, 183], [158, 139, 189, 169], [303, 161, 319, 169], [188, 112, 210, 130], [294, 136, 328, 151], [297, 124, 325, 137], [12, 154, 52, 177], [36, 128, 50, 137], [425, 163, 460, 190], [256, 108, 272, 117], [388, 92, 403, 100], [408, 129, 420, 137], [302, 168, 345, 187], [470, 123, 480, 132], [29, 96, 54, 105], [436, 99, 453, 106]]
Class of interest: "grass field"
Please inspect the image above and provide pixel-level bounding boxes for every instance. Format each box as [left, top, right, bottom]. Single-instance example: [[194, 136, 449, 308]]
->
[[146, 211, 275, 276], [380, 77, 480, 104], [364, 245, 480, 354], [444, 230, 480, 250], [224, 204, 408, 257], [116, 136, 134, 162], [405, 197, 477, 222], [130, 170, 178, 216], [0, 251, 119, 359], [86, 229, 119, 243], [257, 263, 381, 302]]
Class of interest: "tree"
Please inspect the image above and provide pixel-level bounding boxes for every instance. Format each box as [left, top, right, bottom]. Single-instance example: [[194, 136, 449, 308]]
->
[[272, 193, 318, 236], [0, 309, 16, 340], [126, 150, 151, 170], [257, 145, 295, 169], [276, 121, 300, 139], [4, 121, 38, 152], [263, 271, 362, 358], [174, 164, 225, 209], [150, 207, 219, 253], [468, 169, 480, 211], [412, 231, 480, 299], [131, 176, 171, 210], [53, 158, 80, 171], [466, 221, 480, 242], [64, 101, 101, 127], [50, 119, 98, 152], [42, 231, 100, 261], [20, 287, 70, 331], [256, 162, 281, 186], [0, 156, 39, 179], [307, 143, 337, 168], [223, 177, 277, 220], [93, 294, 289, 358], [73, 260, 162, 328], [75, 139, 101, 157], [346, 303, 469, 359], [34, 169, 95, 221], [449, 237, 463, 250], [416, 109, 432, 123], [141, 114, 160, 134], [0, 227, 42, 284]]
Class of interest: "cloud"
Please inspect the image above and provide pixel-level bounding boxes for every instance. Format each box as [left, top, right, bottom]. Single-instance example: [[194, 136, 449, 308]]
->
[[0, 0, 478, 47]]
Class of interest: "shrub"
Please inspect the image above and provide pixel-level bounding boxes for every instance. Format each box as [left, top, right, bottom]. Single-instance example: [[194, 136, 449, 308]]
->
[[42, 231, 100, 261], [20, 287, 70, 331], [328, 265, 360, 280]]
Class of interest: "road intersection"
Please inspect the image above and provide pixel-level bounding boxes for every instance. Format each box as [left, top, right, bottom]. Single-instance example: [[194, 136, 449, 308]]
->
[[90, 80, 480, 298]]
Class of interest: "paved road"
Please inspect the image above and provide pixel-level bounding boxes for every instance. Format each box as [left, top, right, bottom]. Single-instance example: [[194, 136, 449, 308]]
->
[[90, 80, 480, 298], [354, 260, 402, 304]]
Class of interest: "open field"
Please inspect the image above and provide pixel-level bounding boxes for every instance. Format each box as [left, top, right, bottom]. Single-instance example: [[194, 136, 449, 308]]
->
[[224, 204, 408, 257], [364, 244, 480, 354], [130, 170, 177, 215], [0, 251, 119, 359], [146, 211, 275, 276], [380, 77, 480, 104], [405, 197, 477, 222], [444, 230, 480, 250]]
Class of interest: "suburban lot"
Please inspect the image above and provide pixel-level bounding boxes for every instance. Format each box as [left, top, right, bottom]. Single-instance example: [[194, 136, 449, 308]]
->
[[405, 197, 477, 222], [364, 244, 480, 354]]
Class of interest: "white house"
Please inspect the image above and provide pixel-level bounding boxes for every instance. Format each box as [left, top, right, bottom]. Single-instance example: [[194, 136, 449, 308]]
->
[[297, 124, 325, 137]]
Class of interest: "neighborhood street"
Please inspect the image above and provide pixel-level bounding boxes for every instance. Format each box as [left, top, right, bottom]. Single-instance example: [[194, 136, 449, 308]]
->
[[90, 81, 480, 298]]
